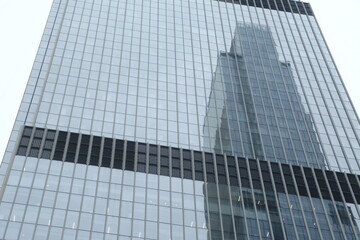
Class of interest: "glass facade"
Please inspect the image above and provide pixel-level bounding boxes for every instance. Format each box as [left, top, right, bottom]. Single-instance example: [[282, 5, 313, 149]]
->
[[0, 0, 359, 239]]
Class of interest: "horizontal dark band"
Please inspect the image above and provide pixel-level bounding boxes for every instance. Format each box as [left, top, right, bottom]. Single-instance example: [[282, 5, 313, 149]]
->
[[218, 0, 313, 16], [17, 125, 360, 205]]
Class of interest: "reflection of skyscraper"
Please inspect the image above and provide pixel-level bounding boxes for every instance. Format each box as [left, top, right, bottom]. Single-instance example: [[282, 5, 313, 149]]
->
[[204, 23, 359, 239], [204, 24, 324, 169], [1, 0, 360, 239]]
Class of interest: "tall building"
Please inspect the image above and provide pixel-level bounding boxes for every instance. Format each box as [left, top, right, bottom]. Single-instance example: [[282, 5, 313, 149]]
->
[[0, 0, 359, 239]]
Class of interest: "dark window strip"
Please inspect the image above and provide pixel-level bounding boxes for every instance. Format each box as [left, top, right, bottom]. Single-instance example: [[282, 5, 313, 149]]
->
[[16, 125, 360, 204], [218, 0, 313, 16]]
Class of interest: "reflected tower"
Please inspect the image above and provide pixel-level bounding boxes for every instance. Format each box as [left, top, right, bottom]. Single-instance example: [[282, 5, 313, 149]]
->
[[203, 23, 359, 239], [204, 23, 325, 169]]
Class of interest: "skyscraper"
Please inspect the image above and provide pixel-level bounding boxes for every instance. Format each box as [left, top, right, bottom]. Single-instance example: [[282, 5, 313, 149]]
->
[[0, 0, 359, 239]]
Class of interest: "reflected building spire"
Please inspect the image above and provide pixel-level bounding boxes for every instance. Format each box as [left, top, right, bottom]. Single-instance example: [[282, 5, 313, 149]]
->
[[204, 23, 325, 169]]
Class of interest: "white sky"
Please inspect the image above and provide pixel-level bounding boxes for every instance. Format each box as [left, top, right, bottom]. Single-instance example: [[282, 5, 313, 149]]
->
[[0, 0, 359, 162]]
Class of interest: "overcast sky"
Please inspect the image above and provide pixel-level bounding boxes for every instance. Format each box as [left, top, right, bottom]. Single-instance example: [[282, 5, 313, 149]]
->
[[0, 0, 359, 161]]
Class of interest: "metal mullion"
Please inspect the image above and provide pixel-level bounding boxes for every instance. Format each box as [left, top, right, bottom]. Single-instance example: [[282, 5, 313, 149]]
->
[[61, 129, 72, 162], [219, 0, 249, 157], [179, 0, 192, 149], [106, 137, 118, 234], [130, 142, 140, 238], [42, 128, 56, 161], [168, 146, 173, 240], [185, 0, 203, 152], [75, 0, 100, 139], [191, 0, 214, 154], [90, 0, 110, 140], [285, 0, 358, 174], [310, 168, 341, 240], [155, 0, 161, 146], [270, 162, 302, 240], [121, 140, 136, 238], [285, 165, 314, 239], [307, 167, 337, 239], [180, 148, 186, 239], [256, 0, 320, 168], [211, 152, 226, 239], [241, 5, 280, 164], [231, 155, 250, 238], [244, 156, 264, 239], [88, 0, 109, 140], [255, 159, 280, 239], [132, 0, 145, 144], [157, 144, 162, 239], [226, 0, 254, 157], [214, 154, 237, 239], [296, 166, 324, 240], [99, 138, 116, 235], [81, 135, 102, 237], [116, 139, 127, 238], [98, 0, 115, 138], [145, 143, 150, 176], [205, 0, 232, 155], [111, 0, 129, 141], [164, 1, 170, 147], [77, 135, 97, 240], [103, 136, 116, 236], [189, 150, 199, 239], [85, 132, 94, 167], [73, 133, 82, 165], [200, 151, 213, 240], [171, 0, 180, 148], [37, 129, 48, 160], [223, 155, 241, 240], [97, 0, 119, 140], [215, 0, 240, 153], [198, 0, 223, 155], [214, 0, 238, 155], [24, 127, 36, 158], [230, 1, 267, 159], [261, 160, 290, 239], [143, 143, 150, 239], [133, 142, 139, 176], [49, 130, 59, 161], [119, 0, 136, 140], [264, 0, 335, 172]]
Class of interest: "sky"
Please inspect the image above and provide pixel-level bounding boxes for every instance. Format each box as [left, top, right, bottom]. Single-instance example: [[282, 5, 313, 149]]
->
[[0, 0, 359, 162]]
